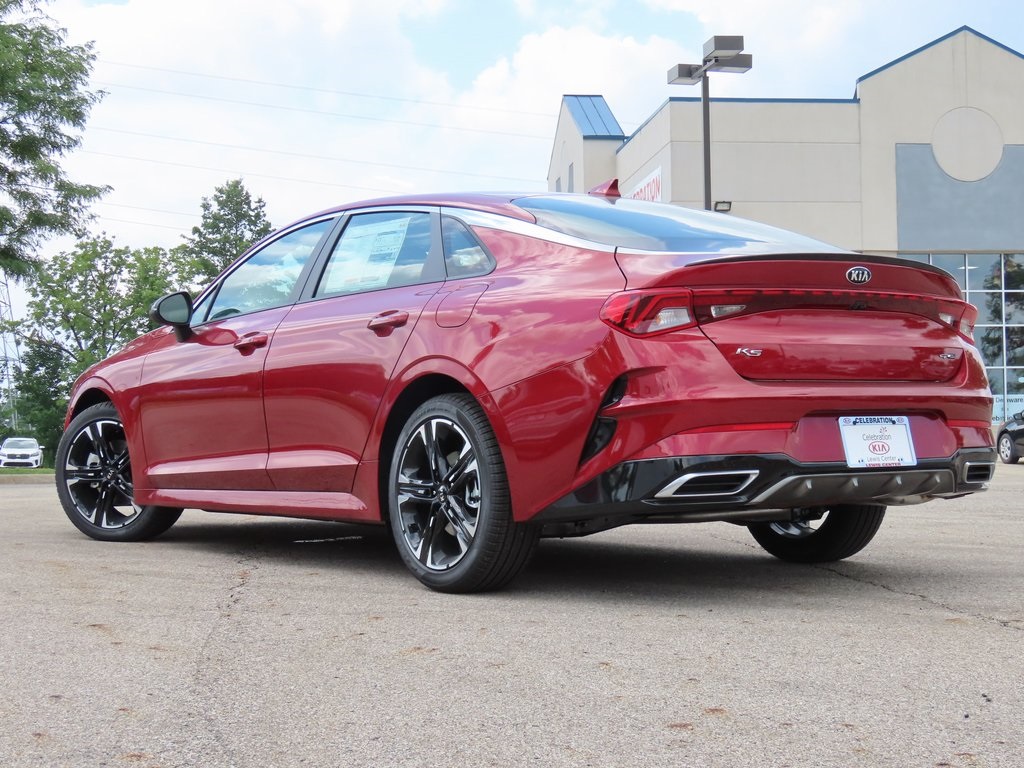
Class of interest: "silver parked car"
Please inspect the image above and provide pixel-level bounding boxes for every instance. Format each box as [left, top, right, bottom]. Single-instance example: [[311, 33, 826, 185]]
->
[[0, 437, 43, 468]]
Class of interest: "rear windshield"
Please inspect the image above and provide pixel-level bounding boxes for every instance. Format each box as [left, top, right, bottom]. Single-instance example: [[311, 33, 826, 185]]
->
[[514, 194, 841, 254]]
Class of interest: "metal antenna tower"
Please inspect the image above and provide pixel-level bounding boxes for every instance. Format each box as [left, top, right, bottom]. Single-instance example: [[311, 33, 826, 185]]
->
[[0, 272, 20, 432]]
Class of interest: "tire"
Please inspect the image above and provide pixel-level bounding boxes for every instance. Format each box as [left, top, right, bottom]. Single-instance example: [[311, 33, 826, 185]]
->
[[747, 504, 886, 563], [387, 394, 539, 593], [55, 402, 183, 542], [998, 433, 1019, 464]]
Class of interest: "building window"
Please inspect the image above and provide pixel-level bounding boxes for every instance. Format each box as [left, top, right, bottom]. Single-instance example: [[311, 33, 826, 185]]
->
[[568, 163, 574, 193], [900, 251, 1024, 423]]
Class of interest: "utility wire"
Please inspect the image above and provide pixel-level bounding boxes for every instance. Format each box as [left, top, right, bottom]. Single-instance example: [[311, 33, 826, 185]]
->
[[95, 200, 199, 218], [88, 126, 540, 183], [93, 81, 552, 140], [94, 216, 190, 232], [99, 59, 558, 119], [79, 150, 401, 193]]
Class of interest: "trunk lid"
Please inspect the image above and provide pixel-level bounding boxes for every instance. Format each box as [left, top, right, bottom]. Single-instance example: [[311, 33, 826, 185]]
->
[[613, 251, 975, 383]]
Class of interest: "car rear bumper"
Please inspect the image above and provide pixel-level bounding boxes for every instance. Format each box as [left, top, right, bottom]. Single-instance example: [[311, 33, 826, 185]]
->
[[536, 447, 995, 536]]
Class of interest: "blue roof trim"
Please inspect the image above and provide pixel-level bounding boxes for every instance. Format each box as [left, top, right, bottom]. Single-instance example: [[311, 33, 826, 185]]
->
[[563, 95, 625, 139], [856, 26, 1024, 85]]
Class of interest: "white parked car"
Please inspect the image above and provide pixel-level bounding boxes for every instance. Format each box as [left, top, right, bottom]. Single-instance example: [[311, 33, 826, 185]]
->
[[0, 437, 43, 468]]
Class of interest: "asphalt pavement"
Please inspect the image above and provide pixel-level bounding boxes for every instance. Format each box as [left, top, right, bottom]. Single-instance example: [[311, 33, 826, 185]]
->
[[1, 466, 1021, 767]]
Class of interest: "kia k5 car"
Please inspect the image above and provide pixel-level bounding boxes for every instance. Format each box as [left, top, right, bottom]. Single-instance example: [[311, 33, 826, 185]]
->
[[1, 437, 43, 468], [55, 188, 996, 592]]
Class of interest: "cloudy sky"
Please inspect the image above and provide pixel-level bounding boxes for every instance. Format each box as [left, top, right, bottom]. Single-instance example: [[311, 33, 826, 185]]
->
[[22, 0, 1024, 260]]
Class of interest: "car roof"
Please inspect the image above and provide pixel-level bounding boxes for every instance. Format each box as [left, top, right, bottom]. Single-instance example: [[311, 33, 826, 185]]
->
[[302, 192, 540, 225]]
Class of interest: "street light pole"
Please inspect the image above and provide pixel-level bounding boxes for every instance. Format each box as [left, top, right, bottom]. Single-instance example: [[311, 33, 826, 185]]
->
[[701, 70, 711, 211], [668, 36, 752, 211]]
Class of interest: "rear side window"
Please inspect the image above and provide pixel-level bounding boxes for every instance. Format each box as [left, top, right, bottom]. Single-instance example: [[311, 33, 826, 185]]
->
[[442, 216, 494, 278], [515, 195, 839, 253], [315, 211, 440, 297]]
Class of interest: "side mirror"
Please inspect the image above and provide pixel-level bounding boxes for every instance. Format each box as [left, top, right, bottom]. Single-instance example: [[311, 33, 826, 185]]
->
[[150, 291, 194, 341]]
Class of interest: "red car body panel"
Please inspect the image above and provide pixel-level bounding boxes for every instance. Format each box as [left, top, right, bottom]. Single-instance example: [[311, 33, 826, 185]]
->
[[65, 192, 995, 531]]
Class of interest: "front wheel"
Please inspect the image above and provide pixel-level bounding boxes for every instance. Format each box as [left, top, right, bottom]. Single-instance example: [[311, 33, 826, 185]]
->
[[998, 433, 1019, 464], [387, 394, 538, 593], [55, 403, 183, 542], [748, 504, 886, 563]]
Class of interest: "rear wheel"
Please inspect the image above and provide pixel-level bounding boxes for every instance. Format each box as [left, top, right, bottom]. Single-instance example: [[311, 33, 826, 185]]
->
[[998, 433, 1019, 464], [56, 403, 182, 542], [748, 504, 886, 563], [387, 394, 538, 593]]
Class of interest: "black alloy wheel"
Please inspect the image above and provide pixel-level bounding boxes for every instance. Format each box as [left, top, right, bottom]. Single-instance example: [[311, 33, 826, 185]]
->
[[747, 504, 887, 563], [55, 403, 182, 542], [388, 394, 538, 593]]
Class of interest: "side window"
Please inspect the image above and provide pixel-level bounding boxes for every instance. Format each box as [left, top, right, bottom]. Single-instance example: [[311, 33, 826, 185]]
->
[[442, 216, 495, 279], [315, 211, 437, 297], [205, 220, 332, 321]]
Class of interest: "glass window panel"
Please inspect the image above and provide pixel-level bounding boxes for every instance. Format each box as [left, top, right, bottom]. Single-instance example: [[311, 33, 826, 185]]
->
[[1005, 254, 1024, 290], [974, 327, 1004, 366], [316, 212, 434, 297], [966, 292, 1002, 324], [966, 253, 1001, 290], [207, 220, 332, 320], [986, 368, 1005, 395], [442, 216, 495, 279], [930, 253, 966, 290], [1007, 327, 1024, 367], [1006, 372, 1024, 423], [1005, 293, 1024, 324], [987, 368, 1007, 423]]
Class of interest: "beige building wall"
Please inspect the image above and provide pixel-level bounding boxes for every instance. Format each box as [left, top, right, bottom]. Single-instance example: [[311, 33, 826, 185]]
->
[[856, 30, 1024, 252]]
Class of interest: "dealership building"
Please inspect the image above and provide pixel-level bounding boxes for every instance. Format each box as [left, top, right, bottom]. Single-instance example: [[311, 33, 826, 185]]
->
[[548, 27, 1024, 423]]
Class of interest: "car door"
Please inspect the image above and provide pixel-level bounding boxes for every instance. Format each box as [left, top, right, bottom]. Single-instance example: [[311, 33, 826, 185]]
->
[[137, 218, 335, 491], [262, 208, 444, 492]]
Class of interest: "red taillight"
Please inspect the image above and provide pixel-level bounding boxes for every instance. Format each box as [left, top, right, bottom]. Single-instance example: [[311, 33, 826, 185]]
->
[[602, 286, 978, 343], [691, 288, 979, 343], [600, 289, 696, 336]]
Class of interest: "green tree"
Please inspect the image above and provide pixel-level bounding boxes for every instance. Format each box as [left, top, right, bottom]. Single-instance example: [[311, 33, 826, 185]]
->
[[1, 236, 174, 452], [173, 178, 273, 289], [0, 0, 107, 276], [16, 236, 174, 372], [11, 336, 65, 460]]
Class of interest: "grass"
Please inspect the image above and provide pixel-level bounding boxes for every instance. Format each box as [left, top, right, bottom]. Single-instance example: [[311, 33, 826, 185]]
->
[[0, 467, 55, 475]]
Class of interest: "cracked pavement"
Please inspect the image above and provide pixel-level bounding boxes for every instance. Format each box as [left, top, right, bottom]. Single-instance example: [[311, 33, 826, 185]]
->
[[1, 465, 1021, 767]]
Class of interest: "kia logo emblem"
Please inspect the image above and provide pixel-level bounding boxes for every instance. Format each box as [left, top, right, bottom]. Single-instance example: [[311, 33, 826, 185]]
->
[[846, 266, 872, 285], [868, 441, 890, 455]]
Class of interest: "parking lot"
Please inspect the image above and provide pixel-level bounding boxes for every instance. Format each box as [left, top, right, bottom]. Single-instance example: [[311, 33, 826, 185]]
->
[[1, 467, 1021, 768]]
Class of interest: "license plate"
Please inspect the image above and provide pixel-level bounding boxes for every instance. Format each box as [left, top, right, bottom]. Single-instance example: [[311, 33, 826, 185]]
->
[[838, 416, 917, 468]]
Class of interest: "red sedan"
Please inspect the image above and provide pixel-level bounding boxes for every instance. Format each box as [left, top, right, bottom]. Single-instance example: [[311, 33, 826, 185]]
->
[[55, 188, 996, 592]]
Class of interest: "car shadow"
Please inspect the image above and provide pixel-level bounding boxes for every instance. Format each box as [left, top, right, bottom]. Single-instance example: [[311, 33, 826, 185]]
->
[[150, 513, 922, 605]]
